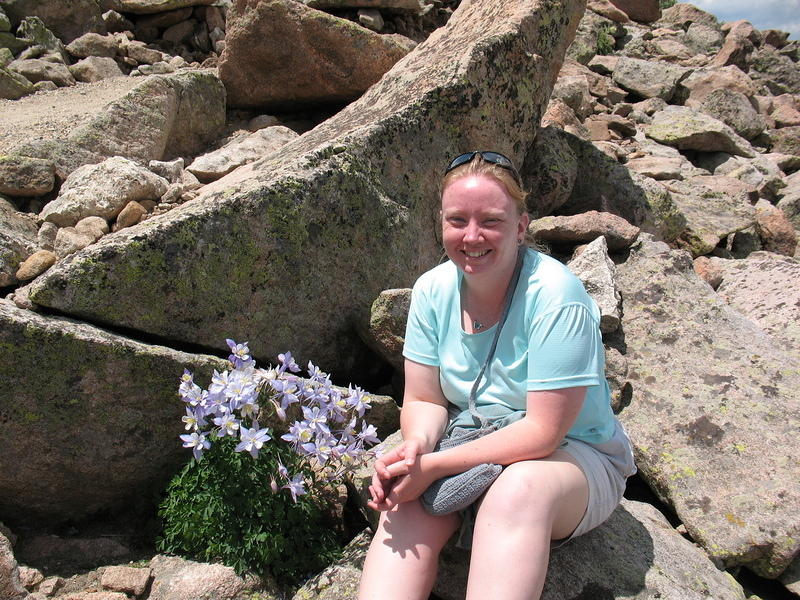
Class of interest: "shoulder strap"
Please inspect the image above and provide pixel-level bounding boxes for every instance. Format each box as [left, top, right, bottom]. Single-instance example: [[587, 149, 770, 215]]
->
[[467, 246, 526, 429]]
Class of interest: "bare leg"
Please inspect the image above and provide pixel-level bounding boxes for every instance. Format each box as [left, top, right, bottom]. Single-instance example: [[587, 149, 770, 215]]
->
[[465, 450, 589, 600], [359, 499, 461, 600]]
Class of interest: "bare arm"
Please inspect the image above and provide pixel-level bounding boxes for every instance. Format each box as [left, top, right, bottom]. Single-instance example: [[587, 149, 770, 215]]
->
[[380, 386, 586, 507]]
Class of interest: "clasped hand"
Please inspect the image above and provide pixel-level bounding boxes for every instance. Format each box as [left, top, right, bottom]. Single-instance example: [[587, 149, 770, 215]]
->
[[367, 439, 437, 511]]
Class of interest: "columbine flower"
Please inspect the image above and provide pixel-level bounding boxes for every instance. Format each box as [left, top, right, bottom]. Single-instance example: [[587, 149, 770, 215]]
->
[[357, 422, 380, 445], [213, 412, 240, 437], [301, 435, 334, 465], [180, 431, 210, 460], [281, 420, 314, 446], [226, 339, 252, 368], [277, 351, 300, 373], [302, 405, 329, 435], [235, 423, 271, 458], [182, 406, 207, 431], [283, 474, 306, 502], [346, 385, 371, 417], [208, 369, 231, 396]]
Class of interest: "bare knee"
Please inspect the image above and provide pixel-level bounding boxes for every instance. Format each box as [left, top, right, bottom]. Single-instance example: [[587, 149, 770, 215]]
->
[[479, 461, 558, 519]]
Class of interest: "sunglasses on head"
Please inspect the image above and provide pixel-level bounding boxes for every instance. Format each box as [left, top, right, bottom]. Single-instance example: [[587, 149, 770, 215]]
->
[[445, 151, 522, 187]]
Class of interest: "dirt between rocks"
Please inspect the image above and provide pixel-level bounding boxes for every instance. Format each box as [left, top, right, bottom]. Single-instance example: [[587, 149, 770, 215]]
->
[[0, 76, 141, 155]]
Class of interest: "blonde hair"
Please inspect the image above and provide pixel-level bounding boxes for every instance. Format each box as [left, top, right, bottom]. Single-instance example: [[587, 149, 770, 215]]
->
[[440, 154, 528, 214]]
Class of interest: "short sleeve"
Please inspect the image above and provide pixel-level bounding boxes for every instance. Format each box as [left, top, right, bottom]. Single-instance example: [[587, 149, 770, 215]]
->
[[402, 281, 440, 366], [527, 302, 601, 390]]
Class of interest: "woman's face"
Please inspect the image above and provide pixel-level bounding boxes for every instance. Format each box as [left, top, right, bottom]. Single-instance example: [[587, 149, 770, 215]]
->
[[441, 174, 529, 277]]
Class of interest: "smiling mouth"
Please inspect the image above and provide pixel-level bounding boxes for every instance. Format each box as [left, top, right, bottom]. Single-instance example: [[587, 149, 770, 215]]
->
[[464, 249, 490, 258]]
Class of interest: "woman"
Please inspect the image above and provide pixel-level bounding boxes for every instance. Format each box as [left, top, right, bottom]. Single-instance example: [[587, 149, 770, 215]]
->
[[358, 151, 635, 600]]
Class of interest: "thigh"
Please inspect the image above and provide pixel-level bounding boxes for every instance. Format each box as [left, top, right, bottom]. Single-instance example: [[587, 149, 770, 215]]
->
[[476, 449, 589, 541]]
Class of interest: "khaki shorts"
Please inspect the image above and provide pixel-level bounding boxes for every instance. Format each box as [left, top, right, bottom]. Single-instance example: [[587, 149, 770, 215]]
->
[[554, 418, 637, 545]]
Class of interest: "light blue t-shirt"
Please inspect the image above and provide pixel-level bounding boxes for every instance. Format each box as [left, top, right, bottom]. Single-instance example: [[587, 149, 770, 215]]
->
[[403, 248, 616, 445]]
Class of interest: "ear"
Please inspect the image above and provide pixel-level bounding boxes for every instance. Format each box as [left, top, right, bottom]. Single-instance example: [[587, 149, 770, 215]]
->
[[517, 212, 530, 238]]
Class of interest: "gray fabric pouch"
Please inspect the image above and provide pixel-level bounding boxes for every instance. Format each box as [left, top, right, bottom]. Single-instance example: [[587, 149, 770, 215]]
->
[[420, 425, 502, 515]]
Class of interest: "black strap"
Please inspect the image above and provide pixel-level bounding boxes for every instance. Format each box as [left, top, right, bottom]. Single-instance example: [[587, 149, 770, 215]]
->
[[467, 246, 526, 428]]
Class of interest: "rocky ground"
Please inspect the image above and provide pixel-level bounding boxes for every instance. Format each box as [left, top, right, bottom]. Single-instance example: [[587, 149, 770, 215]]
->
[[1, 0, 800, 599]]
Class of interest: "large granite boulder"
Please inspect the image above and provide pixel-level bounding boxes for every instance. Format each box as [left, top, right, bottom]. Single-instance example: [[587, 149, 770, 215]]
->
[[607, 0, 659, 24], [615, 238, 800, 577], [715, 252, 800, 361], [611, 55, 688, 102], [15, 70, 225, 179], [0, 301, 228, 523], [0, 196, 38, 287], [1, 0, 106, 43], [0, 528, 25, 600], [645, 105, 755, 157], [219, 0, 416, 110], [28, 0, 587, 380], [105, 0, 216, 14]]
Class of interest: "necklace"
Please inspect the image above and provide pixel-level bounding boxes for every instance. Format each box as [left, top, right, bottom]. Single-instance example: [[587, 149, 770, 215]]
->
[[473, 320, 484, 331]]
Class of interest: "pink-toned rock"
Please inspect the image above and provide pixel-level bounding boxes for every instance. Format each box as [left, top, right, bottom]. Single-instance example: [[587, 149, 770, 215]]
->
[[587, 0, 629, 23], [114, 201, 147, 230], [54, 227, 95, 258], [75, 216, 110, 241], [755, 199, 798, 256], [710, 31, 754, 70], [219, 0, 415, 109], [772, 104, 800, 128], [693, 255, 725, 289], [542, 98, 590, 140], [38, 576, 64, 595], [0, 528, 25, 600], [681, 65, 758, 107], [608, 0, 659, 23], [586, 118, 611, 141], [101, 566, 152, 597], [659, 3, 719, 29], [15, 250, 57, 281], [527, 210, 640, 250], [626, 156, 683, 180], [18, 565, 44, 590], [60, 593, 129, 600]]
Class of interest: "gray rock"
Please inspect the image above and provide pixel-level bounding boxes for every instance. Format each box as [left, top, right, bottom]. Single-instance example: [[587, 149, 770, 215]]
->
[[53, 226, 96, 258], [135, 7, 193, 29], [715, 252, 800, 361], [8, 57, 76, 86], [148, 157, 185, 183], [678, 65, 758, 108], [559, 136, 687, 243], [658, 3, 719, 29], [65, 32, 120, 58], [147, 555, 257, 600], [645, 105, 755, 157], [0, 196, 38, 287], [567, 10, 618, 65], [28, 0, 586, 379], [219, 0, 416, 109], [0, 32, 31, 56], [162, 19, 195, 44], [17, 70, 226, 178], [40, 156, 169, 227], [768, 126, 800, 156], [358, 8, 384, 32], [187, 126, 300, 182], [69, 56, 125, 82], [37, 220, 57, 251], [124, 40, 163, 64], [291, 530, 371, 600], [0, 48, 12, 67], [0, 155, 55, 197], [15, 16, 68, 62], [683, 22, 724, 54], [0, 65, 35, 99], [363, 288, 411, 371], [106, 0, 216, 14], [625, 155, 684, 180], [612, 56, 688, 101], [0, 302, 229, 523], [301, 0, 426, 11], [662, 179, 756, 256], [520, 126, 578, 217], [567, 235, 620, 332], [1, 0, 106, 43], [0, 8, 10, 33], [750, 46, 800, 95], [780, 556, 800, 596], [699, 88, 767, 141], [615, 238, 800, 577], [102, 10, 134, 33]]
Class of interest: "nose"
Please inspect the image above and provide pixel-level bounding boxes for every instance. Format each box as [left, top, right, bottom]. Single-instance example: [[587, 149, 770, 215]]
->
[[463, 219, 482, 243]]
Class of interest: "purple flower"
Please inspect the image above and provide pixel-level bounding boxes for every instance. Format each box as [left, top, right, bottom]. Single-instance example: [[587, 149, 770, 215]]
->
[[357, 422, 380, 445], [213, 413, 240, 437], [277, 351, 300, 374], [283, 474, 306, 502], [235, 423, 272, 458], [180, 431, 211, 460], [226, 339, 252, 368], [346, 385, 372, 417], [182, 406, 207, 431], [301, 435, 334, 465], [281, 420, 314, 446], [208, 369, 231, 396], [302, 405, 329, 434]]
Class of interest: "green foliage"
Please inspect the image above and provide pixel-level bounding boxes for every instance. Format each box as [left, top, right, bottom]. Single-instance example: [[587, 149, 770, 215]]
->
[[157, 438, 341, 585], [659, 0, 677, 8], [596, 25, 616, 55]]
